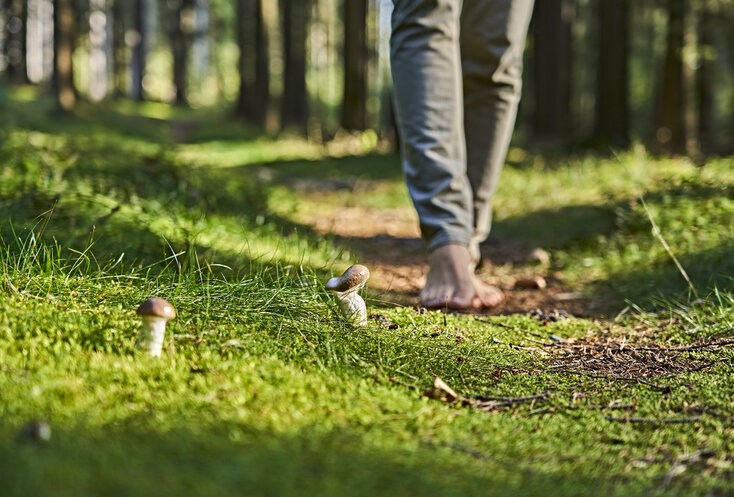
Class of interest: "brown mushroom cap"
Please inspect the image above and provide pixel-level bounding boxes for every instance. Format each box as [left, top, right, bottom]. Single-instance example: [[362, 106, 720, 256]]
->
[[136, 297, 177, 320], [325, 264, 370, 292]]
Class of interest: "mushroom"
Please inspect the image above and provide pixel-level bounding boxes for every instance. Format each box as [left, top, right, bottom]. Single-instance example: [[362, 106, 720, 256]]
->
[[325, 264, 370, 326], [136, 297, 176, 357], [16, 420, 52, 444]]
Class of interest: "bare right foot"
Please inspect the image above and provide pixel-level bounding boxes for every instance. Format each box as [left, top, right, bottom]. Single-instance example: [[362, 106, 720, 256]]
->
[[420, 244, 504, 310]]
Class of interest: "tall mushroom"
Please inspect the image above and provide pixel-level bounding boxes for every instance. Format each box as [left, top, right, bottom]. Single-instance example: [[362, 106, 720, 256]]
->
[[136, 297, 176, 357], [325, 264, 370, 326]]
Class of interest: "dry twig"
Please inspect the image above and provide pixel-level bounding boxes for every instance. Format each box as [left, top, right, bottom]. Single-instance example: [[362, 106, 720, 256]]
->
[[605, 415, 701, 424]]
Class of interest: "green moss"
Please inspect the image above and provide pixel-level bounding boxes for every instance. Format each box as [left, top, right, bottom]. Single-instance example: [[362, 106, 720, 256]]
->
[[1, 95, 733, 496]]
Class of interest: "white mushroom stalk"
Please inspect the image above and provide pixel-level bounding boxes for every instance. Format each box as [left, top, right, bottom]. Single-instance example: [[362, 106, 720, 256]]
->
[[136, 297, 176, 357], [325, 264, 370, 326]]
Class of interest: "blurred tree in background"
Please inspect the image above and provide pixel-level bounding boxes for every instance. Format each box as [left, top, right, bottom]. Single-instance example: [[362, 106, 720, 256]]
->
[[2, 0, 29, 84], [341, 0, 367, 131], [52, 0, 74, 110], [1, 0, 733, 156], [593, 0, 629, 148]]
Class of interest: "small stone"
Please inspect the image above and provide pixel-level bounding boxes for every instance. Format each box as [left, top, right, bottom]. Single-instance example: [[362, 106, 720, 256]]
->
[[553, 291, 585, 301], [528, 248, 550, 265], [369, 314, 391, 327], [514, 276, 547, 290]]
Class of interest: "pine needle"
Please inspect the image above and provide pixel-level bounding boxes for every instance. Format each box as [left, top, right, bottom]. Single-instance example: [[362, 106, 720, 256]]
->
[[640, 196, 699, 301]]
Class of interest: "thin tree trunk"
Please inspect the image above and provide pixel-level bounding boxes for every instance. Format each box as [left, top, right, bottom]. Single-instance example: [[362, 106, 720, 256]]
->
[[53, 0, 75, 110], [682, 4, 700, 161], [236, 0, 254, 119], [5, 0, 29, 83], [88, 0, 109, 101], [191, 0, 209, 77], [593, 0, 629, 148], [280, 0, 310, 131], [728, 9, 734, 154], [167, 0, 193, 106], [236, 0, 271, 127], [531, 0, 574, 143], [111, 0, 125, 96], [254, 0, 274, 129], [654, 0, 687, 155], [341, 0, 368, 131], [25, 0, 54, 84], [696, 2, 713, 156], [129, 0, 146, 101]]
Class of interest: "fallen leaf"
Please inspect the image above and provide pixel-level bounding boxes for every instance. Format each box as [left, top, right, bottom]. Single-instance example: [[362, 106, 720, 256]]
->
[[433, 375, 458, 402]]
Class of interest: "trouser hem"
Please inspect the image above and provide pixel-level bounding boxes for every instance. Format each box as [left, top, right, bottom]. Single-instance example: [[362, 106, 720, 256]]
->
[[426, 231, 472, 253]]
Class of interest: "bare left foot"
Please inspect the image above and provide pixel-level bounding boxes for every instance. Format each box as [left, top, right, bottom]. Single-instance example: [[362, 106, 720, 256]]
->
[[420, 244, 504, 310]]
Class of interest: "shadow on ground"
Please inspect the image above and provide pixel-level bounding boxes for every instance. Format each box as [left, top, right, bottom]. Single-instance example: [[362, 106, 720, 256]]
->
[[0, 421, 631, 497], [3, 96, 731, 316]]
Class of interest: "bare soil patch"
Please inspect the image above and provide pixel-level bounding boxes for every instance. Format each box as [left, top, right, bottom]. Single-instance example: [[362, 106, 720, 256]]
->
[[298, 196, 592, 315]]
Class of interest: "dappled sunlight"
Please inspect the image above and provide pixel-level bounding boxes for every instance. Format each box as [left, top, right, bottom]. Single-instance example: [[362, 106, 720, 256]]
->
[[2, 85, 733, 497], [2, 0, 734, 494]]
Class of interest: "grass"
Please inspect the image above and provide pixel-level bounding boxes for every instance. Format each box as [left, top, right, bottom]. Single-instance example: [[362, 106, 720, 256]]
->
[[1, 87, 733, 496]]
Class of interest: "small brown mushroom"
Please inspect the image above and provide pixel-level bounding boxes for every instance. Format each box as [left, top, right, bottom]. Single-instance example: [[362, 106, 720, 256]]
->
[[136, 297, 176, 357], [16, 420, 52, 444], [325, 265, 370, 326]]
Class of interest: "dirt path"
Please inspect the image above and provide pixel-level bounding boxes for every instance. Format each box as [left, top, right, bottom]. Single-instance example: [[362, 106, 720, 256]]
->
[[300, 199, 592, 316]]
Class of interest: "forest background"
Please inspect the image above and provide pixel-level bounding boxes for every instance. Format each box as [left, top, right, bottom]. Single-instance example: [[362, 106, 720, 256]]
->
[[2, 0, 733, 159], [2, 2, 734, 496]]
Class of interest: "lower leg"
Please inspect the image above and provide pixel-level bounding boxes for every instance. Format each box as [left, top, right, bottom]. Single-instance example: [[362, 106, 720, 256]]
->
[[461, 0, 534, 252], [390, 0, 472, 250]]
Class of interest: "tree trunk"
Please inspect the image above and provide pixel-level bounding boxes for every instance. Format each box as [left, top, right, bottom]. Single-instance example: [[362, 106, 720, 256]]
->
[[111, 0, 125, 96], [236, 0, 271, 127], [531, 0, 574, 143], [4, 0, 29, 83], [191, 0, 209, 78], [88, 0, 109, 101], [341, 0, 368, 131], [25, 0, 54, 84], [728, 9, 734, 154], [129, 0, 146, 101], [167, 0, 193, 106], [280, 0, 310, 132], [53, 0, 75, 110], [593, 0, 629, 148], [235, 0, 272, 127], [696, 1, 713, 156], [236, 0, 254, 119], [654, 0, 690, 155]]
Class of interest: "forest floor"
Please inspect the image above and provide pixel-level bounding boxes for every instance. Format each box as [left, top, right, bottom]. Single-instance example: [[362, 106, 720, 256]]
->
[[281, 176, 589, 316], [1, 89, 734, 497]]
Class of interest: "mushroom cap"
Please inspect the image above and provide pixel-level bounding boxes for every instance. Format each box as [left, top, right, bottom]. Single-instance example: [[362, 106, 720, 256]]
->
[[325, 264, 370, 292], [136, 297, 177, 320]]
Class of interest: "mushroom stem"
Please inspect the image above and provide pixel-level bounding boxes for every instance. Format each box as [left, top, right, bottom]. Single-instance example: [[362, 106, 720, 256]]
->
[[325, 264, 370, 326], [137, 316, 169, 357], [331, 287, 367, 326]]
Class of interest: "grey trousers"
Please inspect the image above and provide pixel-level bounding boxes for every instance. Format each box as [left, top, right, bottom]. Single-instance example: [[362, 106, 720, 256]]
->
[[390, 0, 533, 262]]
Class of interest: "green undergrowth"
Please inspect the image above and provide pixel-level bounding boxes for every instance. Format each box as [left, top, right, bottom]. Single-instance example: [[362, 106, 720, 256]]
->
[[1, 241, 733, 496], [493, 151, 734, 304], [1, 91, 733, 496]]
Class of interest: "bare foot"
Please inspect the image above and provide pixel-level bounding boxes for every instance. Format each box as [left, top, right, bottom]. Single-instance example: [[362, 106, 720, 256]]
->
[[420, 244, 504, 310]]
